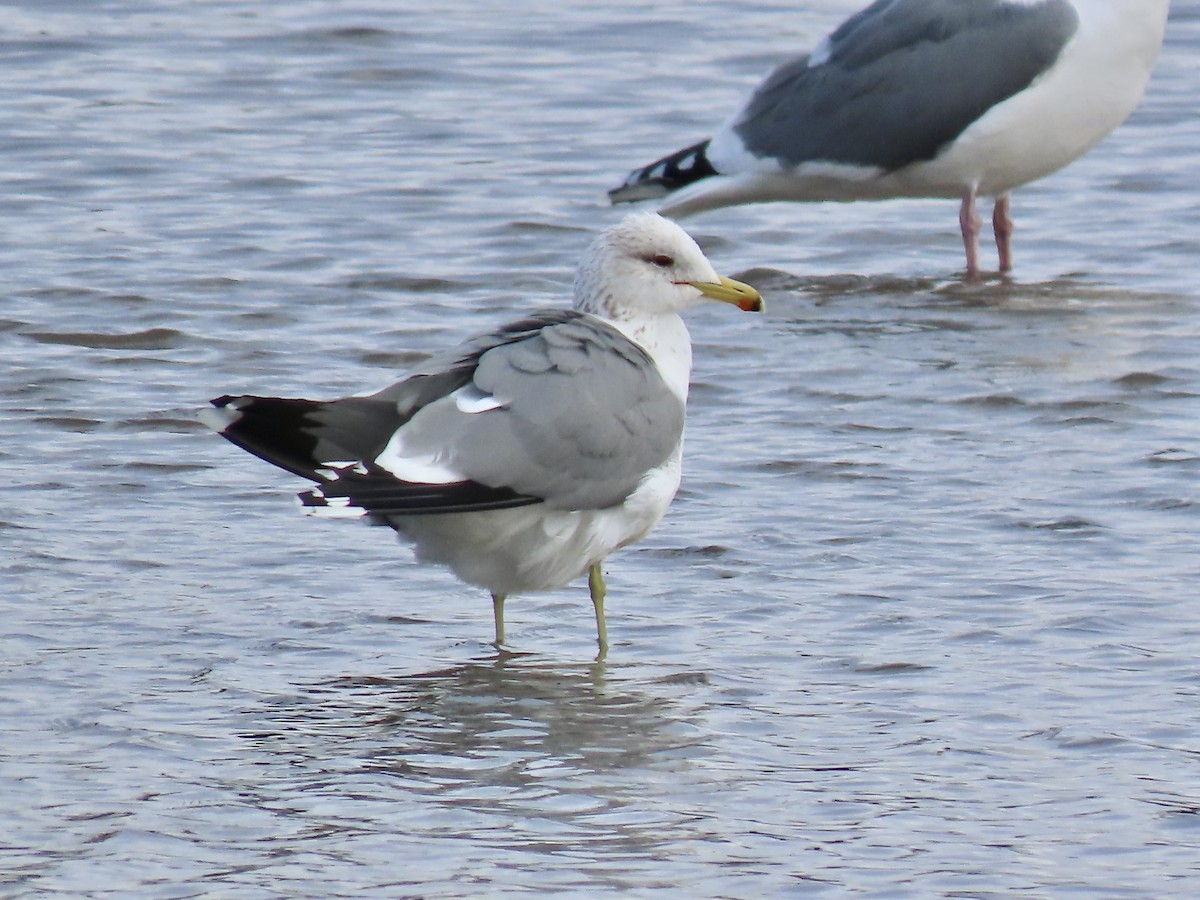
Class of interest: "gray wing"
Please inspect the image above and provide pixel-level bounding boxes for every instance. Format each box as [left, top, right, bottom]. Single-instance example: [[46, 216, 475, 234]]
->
[[209, 310, 683, 515], [294, 310, 685, 515], [731, 0, 1079, 170], [393, 313, 686, 511], [208, 309, 685, 516]]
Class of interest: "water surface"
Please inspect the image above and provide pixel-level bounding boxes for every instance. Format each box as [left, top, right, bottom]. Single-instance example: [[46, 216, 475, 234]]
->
[[3, 1, 1199, 895]]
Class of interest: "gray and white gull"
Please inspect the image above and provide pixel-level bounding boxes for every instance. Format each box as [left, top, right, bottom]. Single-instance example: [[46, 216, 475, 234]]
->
[[610, 0, 1170, 278], [201, 213, 762, 654]]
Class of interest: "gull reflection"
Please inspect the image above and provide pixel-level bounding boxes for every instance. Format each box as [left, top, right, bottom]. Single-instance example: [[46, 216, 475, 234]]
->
[[237, 656, 716, 857]]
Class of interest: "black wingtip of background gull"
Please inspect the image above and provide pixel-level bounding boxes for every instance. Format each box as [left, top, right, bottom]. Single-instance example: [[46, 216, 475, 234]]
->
[[609, 139, 717, 204]]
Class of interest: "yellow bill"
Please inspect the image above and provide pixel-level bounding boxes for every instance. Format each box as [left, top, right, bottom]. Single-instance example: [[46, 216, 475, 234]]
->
[[682, 275, 764, 312]]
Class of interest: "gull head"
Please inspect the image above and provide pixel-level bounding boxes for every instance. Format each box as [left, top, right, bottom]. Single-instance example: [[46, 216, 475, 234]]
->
[[574, 213, 762, 320]]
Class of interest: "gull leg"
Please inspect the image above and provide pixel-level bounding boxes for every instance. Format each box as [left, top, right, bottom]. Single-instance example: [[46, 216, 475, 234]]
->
[[491, 593, 506, 648], [959, 188, 982, 280], [992, 193, 1014, 274], [588, 563, 609, 654]]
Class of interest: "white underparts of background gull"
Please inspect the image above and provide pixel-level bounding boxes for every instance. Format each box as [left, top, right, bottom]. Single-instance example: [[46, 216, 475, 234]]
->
[[200, 214, 762, 656], [610, 0, 1170, 279]]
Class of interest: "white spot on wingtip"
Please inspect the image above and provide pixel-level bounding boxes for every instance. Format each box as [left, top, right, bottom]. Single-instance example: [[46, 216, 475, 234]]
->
[[198, 405, 239, 433], [297, 492, 366, 518], [316, 460, 369, 480], [302, 505, 367, 519]]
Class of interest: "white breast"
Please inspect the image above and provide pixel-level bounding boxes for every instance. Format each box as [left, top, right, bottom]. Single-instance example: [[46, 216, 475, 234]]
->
[[388, 446, 683, 596]]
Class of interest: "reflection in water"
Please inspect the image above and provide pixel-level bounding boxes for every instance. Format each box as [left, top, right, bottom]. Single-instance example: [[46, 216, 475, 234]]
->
[[236, 657, 716, 861], [741, 266, 1178, 309]]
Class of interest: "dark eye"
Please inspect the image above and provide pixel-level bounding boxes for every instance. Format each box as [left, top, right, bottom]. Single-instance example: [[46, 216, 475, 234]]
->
[[649, 254, 674, 268]]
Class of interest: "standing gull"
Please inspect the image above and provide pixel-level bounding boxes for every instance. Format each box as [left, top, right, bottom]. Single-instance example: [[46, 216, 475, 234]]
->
[[610, 0, 1170, 278], [200, 213, 762, 653]]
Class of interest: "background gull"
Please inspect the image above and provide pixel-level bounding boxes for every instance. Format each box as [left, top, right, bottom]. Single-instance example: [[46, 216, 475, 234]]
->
[[200, 213, 762, 655], [610, 0, 1170, 279]]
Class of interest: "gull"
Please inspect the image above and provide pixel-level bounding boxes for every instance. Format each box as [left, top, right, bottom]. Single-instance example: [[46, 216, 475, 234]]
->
[[610, 0, 1170, 278], [200, 213, 762, 654]]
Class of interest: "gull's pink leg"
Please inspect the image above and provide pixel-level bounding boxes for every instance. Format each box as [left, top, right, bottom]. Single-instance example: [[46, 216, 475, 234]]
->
[[993, 192, 1014, 273], [959, 188, 982, 280]]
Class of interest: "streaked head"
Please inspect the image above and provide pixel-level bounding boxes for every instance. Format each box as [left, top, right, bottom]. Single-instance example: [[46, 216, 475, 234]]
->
[[574, 213, 762, 319]]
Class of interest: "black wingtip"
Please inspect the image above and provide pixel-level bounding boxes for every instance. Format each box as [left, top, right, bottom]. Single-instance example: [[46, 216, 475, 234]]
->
[[300, 477, 543, 517], [200, 394, 334, 480], [609, 139, 717, 204]]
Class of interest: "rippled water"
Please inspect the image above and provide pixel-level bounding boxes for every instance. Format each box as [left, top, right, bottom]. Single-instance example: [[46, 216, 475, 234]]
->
[[4, 1, 1200, 895]]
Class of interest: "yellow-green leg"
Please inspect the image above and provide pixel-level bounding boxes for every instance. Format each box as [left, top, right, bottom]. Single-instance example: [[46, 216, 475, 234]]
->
[[491, 593, 506, 647], [588, 563, 608, 652]]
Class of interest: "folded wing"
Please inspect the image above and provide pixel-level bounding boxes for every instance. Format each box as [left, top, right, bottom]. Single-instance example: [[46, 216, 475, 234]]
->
[[204, 310, 686, 517], [724, 0, 1079, 172]]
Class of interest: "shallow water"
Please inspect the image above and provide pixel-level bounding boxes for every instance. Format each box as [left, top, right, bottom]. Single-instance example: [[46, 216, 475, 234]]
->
[[3, 0, 1199, 896]]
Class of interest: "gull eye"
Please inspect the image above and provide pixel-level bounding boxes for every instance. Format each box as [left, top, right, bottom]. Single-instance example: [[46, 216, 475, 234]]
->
[[649, 254, 674, 268]]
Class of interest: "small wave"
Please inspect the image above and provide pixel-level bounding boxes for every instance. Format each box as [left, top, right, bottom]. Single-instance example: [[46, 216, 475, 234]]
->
[[22, 327, 188, 350]]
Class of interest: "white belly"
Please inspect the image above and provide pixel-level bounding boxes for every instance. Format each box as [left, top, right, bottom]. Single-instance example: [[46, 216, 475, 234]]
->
[[894, 6, 1167, 199], [385, 450, 682, 597]]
